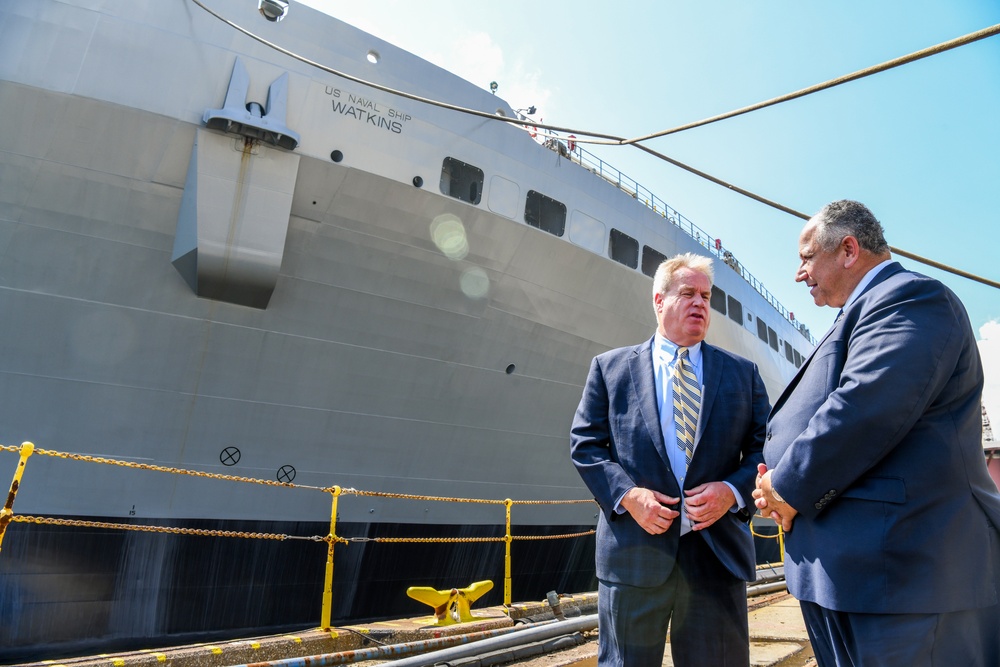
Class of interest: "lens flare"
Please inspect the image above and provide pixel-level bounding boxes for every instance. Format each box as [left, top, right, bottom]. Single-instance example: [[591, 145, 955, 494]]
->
[[430, 214, 468, 260], [460, 267, 490, 299]]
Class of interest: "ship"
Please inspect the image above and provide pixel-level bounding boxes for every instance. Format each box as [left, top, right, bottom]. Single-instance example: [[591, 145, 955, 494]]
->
[[0, 0, 812, 661]]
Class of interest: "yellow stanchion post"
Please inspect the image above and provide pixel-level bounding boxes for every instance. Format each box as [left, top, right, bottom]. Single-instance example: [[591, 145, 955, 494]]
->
[[320, 485, 341, 630], [777, 525, 784, 563], [503, 498, 513, 608], [0, 442, 35, 554]]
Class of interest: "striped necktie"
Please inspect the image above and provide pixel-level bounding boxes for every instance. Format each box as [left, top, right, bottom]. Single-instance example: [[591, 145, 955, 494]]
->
[[672, 347, 701, 466]]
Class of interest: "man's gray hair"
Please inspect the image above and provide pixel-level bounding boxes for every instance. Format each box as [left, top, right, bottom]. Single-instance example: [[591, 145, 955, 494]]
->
[[652, 252, 714, 299], [812, 200, 889, 255]]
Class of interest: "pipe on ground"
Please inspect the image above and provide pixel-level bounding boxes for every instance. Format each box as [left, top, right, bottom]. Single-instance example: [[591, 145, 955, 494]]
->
[[385, 614, 598, 667]]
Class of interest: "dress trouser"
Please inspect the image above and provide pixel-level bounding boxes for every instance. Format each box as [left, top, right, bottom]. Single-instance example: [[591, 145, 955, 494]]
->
[[801, 525, 1000, 667], [597, 531, 750, 667], [801, 601, 1000, 667]]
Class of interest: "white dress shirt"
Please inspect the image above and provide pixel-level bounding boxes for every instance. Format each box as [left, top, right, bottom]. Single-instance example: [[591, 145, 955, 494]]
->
[[654, 334, 702, 535], [843, 258, 893, 310], [614, 335, 744, 534]]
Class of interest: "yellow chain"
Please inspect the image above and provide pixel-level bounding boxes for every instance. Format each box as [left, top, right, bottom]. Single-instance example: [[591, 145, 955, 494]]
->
[[0, 445, 597, 505], [749, 516, 783, 540], [10, 515, 313, 540], [360, 536, 505, 544], [512, 530, 596, 541], [15, 447, 322, 489], [338, 488, 596, 505], [345, 529, 596, 544], [510, 499, 597, 506], [11, 516, 358, 545], [340, 488, 507, 504]]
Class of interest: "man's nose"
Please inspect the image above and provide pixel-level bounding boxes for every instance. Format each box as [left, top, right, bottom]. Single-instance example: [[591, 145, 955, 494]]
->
[[794, 264, 807, 282]]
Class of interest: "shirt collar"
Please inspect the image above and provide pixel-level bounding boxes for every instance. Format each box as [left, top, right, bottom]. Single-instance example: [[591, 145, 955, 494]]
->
[[843, 259, 893, 310], [653, 333, 703, 366]]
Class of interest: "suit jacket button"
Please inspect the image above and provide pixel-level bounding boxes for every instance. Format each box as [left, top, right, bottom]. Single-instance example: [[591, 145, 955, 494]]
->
[[815, 503, 823, 510]]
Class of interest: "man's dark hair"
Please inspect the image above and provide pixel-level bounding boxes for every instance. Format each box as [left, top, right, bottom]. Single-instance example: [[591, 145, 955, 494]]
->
[[813, 200, 889, 255]]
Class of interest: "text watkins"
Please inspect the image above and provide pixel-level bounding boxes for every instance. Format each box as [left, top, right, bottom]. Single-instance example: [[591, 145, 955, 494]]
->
[[327, 89, 411, 134]]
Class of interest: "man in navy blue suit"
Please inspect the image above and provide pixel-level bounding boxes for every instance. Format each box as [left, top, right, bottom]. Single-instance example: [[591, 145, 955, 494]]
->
[[571, 253, 769, 667], [755, 200, 1000, 666]]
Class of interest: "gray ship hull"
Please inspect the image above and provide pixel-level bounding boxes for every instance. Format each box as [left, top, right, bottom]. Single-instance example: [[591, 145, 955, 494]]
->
[[0, 0, 799, 659]]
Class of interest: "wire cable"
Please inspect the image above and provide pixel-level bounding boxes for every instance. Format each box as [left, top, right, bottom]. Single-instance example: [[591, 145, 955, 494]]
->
[[622, 22, 1000, 145], [188, 1, 999, 289], [630, 143, 1000, 289], [187, 0, 620, 141]]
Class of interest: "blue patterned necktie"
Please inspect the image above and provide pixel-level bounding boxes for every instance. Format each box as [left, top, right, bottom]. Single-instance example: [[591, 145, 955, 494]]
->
[[671, 347, 701, 466]]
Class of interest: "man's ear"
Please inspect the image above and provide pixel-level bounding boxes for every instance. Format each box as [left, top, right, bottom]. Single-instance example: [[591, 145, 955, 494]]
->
[[841, 235, 861, 269]]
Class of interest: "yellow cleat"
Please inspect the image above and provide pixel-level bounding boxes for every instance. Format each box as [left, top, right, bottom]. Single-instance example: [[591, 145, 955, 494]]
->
[[406, 580, 494, 625]]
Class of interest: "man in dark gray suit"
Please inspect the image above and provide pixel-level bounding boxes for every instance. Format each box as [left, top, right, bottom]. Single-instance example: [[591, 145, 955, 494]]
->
[[755, 200, 1000, 666], [571, 252, 769, 667]]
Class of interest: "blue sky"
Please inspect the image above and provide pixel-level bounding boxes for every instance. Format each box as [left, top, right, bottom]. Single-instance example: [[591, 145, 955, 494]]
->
[[299, 0, 1000, 418]]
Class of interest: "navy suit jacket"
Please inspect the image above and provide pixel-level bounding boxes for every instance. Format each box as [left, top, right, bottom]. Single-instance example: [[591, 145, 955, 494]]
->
[[571, 336, 769, 586], [765, 262, 1000, 614]]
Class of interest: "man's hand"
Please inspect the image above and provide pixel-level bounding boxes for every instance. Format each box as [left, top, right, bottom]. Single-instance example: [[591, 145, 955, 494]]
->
[[620, 487, 680, 535], [685, 482, 735, 530], [753, 463, 798, 532]]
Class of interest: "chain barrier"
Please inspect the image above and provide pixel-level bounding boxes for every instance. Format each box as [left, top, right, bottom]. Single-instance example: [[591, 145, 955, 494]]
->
[[0, 445, 596, 506], [1, 442, 784, 621], [510, 499, 596, 506], [749, 515, 785, 565], [342, 530, 596, 545], [6, 514, 596, 545], [339, 488, 507, 504], [1, 443, 595, 503], [338, 488, 595, 506], [749, 515, 783, 540], [513, 530, 596, 541], [18, 445, 327, 491], [1, 442, 603, 627], [350, 536, 504, 544], [9, 514, 327, 541]]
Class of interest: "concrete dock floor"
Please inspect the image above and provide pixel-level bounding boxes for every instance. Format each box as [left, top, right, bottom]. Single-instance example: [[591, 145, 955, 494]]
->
[[12, 591, 814, 667], [501, 592, 814, 667]]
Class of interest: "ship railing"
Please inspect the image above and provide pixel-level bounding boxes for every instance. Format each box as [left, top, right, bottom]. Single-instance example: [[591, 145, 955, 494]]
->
[[0, 442, 786, 631], [535, 130, 816, 345]]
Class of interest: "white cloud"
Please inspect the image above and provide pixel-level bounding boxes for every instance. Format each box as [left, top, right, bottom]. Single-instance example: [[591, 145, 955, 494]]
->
[[979, 321, 1000, 435], [451, 32, 505, 85], [301, 2, 554, 120], [437, 31, 553, 118]]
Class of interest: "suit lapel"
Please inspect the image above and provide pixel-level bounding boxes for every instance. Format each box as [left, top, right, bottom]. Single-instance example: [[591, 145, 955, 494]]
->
[[628, 337, 674, 471], [696, 343, 722, 447]]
